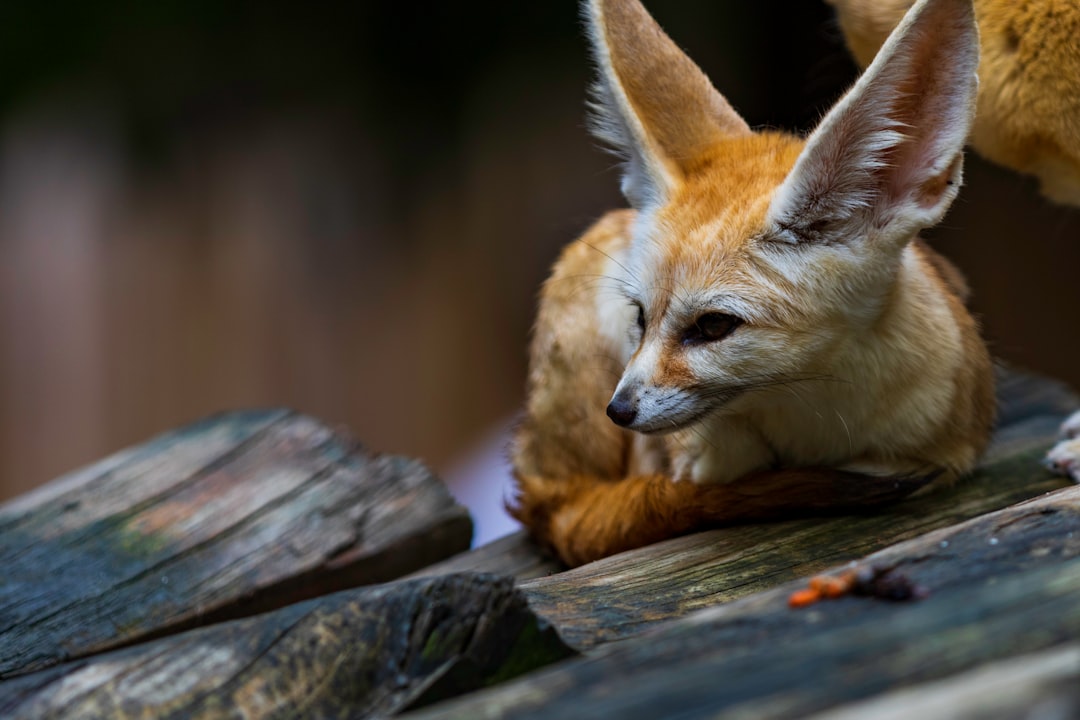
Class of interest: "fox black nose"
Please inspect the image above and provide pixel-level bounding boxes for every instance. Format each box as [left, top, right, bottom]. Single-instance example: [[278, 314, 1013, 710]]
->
[[606, 397, 637, 427]]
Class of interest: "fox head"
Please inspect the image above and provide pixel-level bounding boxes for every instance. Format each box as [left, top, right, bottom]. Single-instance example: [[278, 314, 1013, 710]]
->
[[588, 0, 979, 434]]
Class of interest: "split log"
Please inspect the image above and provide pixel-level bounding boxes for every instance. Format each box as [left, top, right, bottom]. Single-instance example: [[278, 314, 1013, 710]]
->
[[0, 574, 574, 719], [405, 485, 1080, 719], [0, 410, 472, 678]]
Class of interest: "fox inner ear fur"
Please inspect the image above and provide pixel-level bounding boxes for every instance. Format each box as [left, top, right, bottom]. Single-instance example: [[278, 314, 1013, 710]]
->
[[768, 0, 979, 247], [584, 0, 751, 209]]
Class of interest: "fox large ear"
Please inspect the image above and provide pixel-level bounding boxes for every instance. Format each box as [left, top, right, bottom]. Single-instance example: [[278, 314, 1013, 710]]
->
[[585, 0, 751, 209], [767, 0, 978, 247]]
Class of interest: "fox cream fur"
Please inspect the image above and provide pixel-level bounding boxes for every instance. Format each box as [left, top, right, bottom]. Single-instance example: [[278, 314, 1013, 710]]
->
[[509, 0, 995, 567], [827, 0, 1080, 206]]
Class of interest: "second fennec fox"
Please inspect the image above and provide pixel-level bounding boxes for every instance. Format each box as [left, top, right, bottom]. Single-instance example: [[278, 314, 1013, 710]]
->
[[510, 0, 995, 567], [827, 0, 1080, 207]]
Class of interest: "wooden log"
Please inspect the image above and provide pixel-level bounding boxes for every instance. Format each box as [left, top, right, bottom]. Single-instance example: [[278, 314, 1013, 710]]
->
[[0, 410, 472, 678], [0, 574, 574, 719], [405, 485, 1080, 719]]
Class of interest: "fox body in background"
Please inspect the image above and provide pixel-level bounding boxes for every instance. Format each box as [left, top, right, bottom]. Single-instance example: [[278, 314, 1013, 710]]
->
[[509, 0, 996, 567], [828, 0, 1080, 207], [826, 0, 1080, 481]]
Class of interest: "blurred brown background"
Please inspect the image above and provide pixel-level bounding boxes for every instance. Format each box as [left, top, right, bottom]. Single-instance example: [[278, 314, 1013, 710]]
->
[[0, 1, 1076, 537]]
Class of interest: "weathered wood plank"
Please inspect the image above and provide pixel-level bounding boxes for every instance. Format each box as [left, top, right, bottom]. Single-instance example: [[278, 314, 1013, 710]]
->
[[809, 644, 1080, 720], [405, 485, 1080, 719], [0, 574, 574, 719], [0, 410, 472, 678]]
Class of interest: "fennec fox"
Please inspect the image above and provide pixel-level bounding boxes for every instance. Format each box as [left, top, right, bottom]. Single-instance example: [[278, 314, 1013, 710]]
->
[[826, 0, 1080, 481], [510, 0, 995, 567]]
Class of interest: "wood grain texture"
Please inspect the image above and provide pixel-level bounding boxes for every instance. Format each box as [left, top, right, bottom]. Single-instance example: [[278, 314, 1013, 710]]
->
[[406, 485, 1080, 720], [0, 410, 472, 678], [0, 573, 573, 719]]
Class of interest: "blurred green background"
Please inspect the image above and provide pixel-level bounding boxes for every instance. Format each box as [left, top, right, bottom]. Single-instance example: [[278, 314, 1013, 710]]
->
[[0, 1, 1075, 542]]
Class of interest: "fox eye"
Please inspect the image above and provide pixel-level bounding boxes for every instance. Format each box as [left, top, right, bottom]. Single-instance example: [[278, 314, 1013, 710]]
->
[[683, 312, 742, 345], [635, 304, 646, 331]]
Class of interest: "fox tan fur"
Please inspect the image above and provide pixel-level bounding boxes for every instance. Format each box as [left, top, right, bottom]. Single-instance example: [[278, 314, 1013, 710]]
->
[[827, 0, 1080, 206], [510, 0, 996, 567]]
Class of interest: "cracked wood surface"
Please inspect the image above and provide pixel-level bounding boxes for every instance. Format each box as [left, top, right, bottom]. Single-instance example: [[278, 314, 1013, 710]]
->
[[0, 410, 472, 678], [0, 574, 573, 719]]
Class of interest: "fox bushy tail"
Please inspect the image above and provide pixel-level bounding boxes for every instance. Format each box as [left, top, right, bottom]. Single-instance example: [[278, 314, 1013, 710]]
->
[[510, 470, 933, 567]]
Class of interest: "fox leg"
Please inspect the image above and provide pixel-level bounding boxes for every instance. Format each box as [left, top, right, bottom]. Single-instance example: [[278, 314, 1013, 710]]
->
[[1044, 411, 1080, 483], [511, 468, 934, 567]]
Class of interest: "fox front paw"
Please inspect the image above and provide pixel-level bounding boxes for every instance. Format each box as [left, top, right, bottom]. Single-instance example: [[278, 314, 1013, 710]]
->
[[1044, 410, 1080, 483]]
